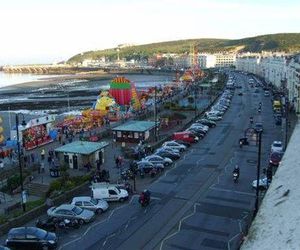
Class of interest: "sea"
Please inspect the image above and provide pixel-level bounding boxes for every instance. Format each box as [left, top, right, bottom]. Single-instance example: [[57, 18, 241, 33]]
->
[[0, 72, 174, 139]]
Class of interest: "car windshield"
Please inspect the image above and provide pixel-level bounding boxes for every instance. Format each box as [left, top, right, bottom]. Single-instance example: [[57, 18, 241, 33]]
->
[[274, 143, 282, 147], [90, 198, 98, 205], [72, 206, 83, 215], [34, 228, 47, 239]]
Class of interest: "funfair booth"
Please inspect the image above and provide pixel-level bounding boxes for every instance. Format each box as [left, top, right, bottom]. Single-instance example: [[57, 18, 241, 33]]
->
[[11, 115, 57, 150]]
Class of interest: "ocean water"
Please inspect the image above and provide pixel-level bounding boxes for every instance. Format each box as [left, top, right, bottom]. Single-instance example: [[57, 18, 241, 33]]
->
[[0, 71, 57, 88]]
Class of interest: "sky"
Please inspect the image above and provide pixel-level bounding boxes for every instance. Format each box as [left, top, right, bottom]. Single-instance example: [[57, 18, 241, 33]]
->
[[0, 0, 299, 65]]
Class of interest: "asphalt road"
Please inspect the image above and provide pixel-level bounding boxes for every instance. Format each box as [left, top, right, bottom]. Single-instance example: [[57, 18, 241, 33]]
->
[[1, 71, 283, 250]]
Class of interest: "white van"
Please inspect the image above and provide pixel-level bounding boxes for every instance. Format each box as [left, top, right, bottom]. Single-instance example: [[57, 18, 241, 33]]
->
[[91, 182, 129, 202]]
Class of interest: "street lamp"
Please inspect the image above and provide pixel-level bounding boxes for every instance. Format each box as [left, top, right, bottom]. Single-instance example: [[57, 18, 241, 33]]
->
[[154, 86, 158, 141], [194, 82, 197, 119], [15, 114, 27, 212], [254, 130, 262, 217]]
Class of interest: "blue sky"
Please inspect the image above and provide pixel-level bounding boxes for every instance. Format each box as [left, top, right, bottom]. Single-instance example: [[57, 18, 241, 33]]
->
[[1, 0, 299, 65]]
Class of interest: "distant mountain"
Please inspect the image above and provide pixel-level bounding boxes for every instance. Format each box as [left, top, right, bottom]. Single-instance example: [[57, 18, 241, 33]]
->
[[67, 33, 300, 64]]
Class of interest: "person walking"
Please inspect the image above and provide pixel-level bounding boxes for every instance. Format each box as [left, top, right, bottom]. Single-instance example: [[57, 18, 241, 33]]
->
[[115, 157, 120, 168], [41, 149, 45, 161]]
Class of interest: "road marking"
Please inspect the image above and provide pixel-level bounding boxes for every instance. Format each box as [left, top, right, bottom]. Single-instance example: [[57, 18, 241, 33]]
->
[[209, 186, 255, 196], [102, 233, 116, 247], [159, 202, 200, 250]]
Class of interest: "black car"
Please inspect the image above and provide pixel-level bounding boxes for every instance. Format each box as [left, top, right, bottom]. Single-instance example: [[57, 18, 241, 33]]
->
[[6, 227, 58, 250], [269, 151, 284, 167], [196, 119, 216, 128], [155, 151, 180, 160], [187, 127, 206, 136]]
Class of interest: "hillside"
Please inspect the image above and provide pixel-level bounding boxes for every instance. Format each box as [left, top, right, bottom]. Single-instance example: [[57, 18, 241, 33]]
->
[[68, 33, 300, 64]]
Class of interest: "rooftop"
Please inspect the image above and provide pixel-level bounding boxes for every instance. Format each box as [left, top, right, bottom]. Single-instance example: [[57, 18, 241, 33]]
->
[[55, 141, 109, 155], [241, 121, 300, 250], [112, 120, 156, 132]]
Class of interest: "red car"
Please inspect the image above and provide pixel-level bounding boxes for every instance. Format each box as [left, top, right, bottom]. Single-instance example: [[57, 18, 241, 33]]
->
[[269, 151, 284, 166]]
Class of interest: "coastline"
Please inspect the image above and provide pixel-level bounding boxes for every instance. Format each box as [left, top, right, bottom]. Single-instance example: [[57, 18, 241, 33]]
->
[[0, 72, 115, 91]]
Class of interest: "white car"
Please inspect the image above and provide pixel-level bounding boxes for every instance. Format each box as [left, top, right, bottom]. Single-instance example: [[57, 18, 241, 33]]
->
[[252, 177, 269, 190], [271, 141, 283, 152], [71, 196, 109, 214], [162, 141, 186, 152], [206, 114, 222, 121], [190, 123, 209, 132], [158, 146, 180, 154], [143, 155, 173, 166]]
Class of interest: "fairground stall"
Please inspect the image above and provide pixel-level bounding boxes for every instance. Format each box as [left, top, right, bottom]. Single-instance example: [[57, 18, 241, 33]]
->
[[112, 120, 157, 143], [55, 141, 109, 170], [10, 115, 57, 151]]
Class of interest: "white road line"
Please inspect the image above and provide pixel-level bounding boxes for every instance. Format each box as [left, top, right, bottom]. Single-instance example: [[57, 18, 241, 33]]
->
[[102, 233, 116, 247], [159, 202, 200, 250], [209, 186, 255, 196]]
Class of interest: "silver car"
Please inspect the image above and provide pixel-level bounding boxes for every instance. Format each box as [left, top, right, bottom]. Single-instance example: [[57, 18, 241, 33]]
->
[[47, 204, 95, 224], [71, 196, 109, 214], [143, 155, 173, 166]]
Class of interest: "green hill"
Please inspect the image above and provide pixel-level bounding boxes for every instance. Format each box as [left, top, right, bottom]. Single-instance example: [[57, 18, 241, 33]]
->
[[67, 33, 300, 64]]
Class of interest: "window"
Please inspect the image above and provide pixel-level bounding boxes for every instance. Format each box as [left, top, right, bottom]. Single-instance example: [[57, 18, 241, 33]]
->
[[109, 189, 117, 195], [75, 202, 82, 206], [26, 234, 38, 240], [83, 201, 92, 206]]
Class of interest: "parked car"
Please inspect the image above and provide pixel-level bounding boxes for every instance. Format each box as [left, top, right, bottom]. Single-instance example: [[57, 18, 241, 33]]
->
[[136, 160, 164, 172], [174, 140, 191, 147], [264, 90, 270, 97], [143, 155, 173, 166], [155, 150, 180, 160], [6, 227, 57, 250], [186, 128, 206, 137], [71, 196, 109, 214], [157, 146, 180, 154], [252, 177, 269, 190], [271, 141, 283, 153], [238, 92, 243, 96], [191, 123, 209, 131], [47, 204, 95, 224], [254, 122, 263, 133], [0, 246, 10, 250], [162, 141, 187, 152], [173, 131, 199, 143], [91, 183, 129, 202], [206, 114, 222, 121], [196, 119, 216, 128], [269, 151, 284, 167]]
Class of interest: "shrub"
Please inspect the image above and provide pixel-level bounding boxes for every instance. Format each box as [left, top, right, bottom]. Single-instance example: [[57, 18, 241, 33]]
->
[[7, 175, 21, 192]]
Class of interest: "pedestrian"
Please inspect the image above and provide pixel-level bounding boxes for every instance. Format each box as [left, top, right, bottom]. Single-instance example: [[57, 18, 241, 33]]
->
[[115, 157, 119, 168], [31, 153, 35, 163], [118, 155, 123, 168], [96, 160, 101, 171], [41, 149, 45, 161]]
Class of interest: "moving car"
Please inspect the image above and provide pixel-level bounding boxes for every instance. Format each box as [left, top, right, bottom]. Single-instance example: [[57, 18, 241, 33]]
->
[[269, 151, 284, 167], [254, 122, 263, 133], [6, 227, 57, 250], [162, 141, 186, 152], [47, 204, 95, 224], [143, 155, 173, 166], [252, 177, 269, 190], [71, 196, 109, 214], [271, 141, 283, 153]]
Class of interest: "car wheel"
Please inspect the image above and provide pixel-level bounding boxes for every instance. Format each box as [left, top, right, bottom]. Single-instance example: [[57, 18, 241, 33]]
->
[[78, 219, 85, 225], [164, 162, 170, 167], [42, 244, 49, 250], [96, 208, 103, 214], [212, 124, 216, 128], [119, 198, 125, 202], [180, 148, 184, 152]]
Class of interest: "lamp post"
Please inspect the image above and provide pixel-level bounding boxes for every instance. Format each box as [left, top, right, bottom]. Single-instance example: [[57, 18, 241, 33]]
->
[[194, 82, 197, 119], [15, 114, 27, 212], [154, 86, 158, 141], [254, 130, 262, 217]]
